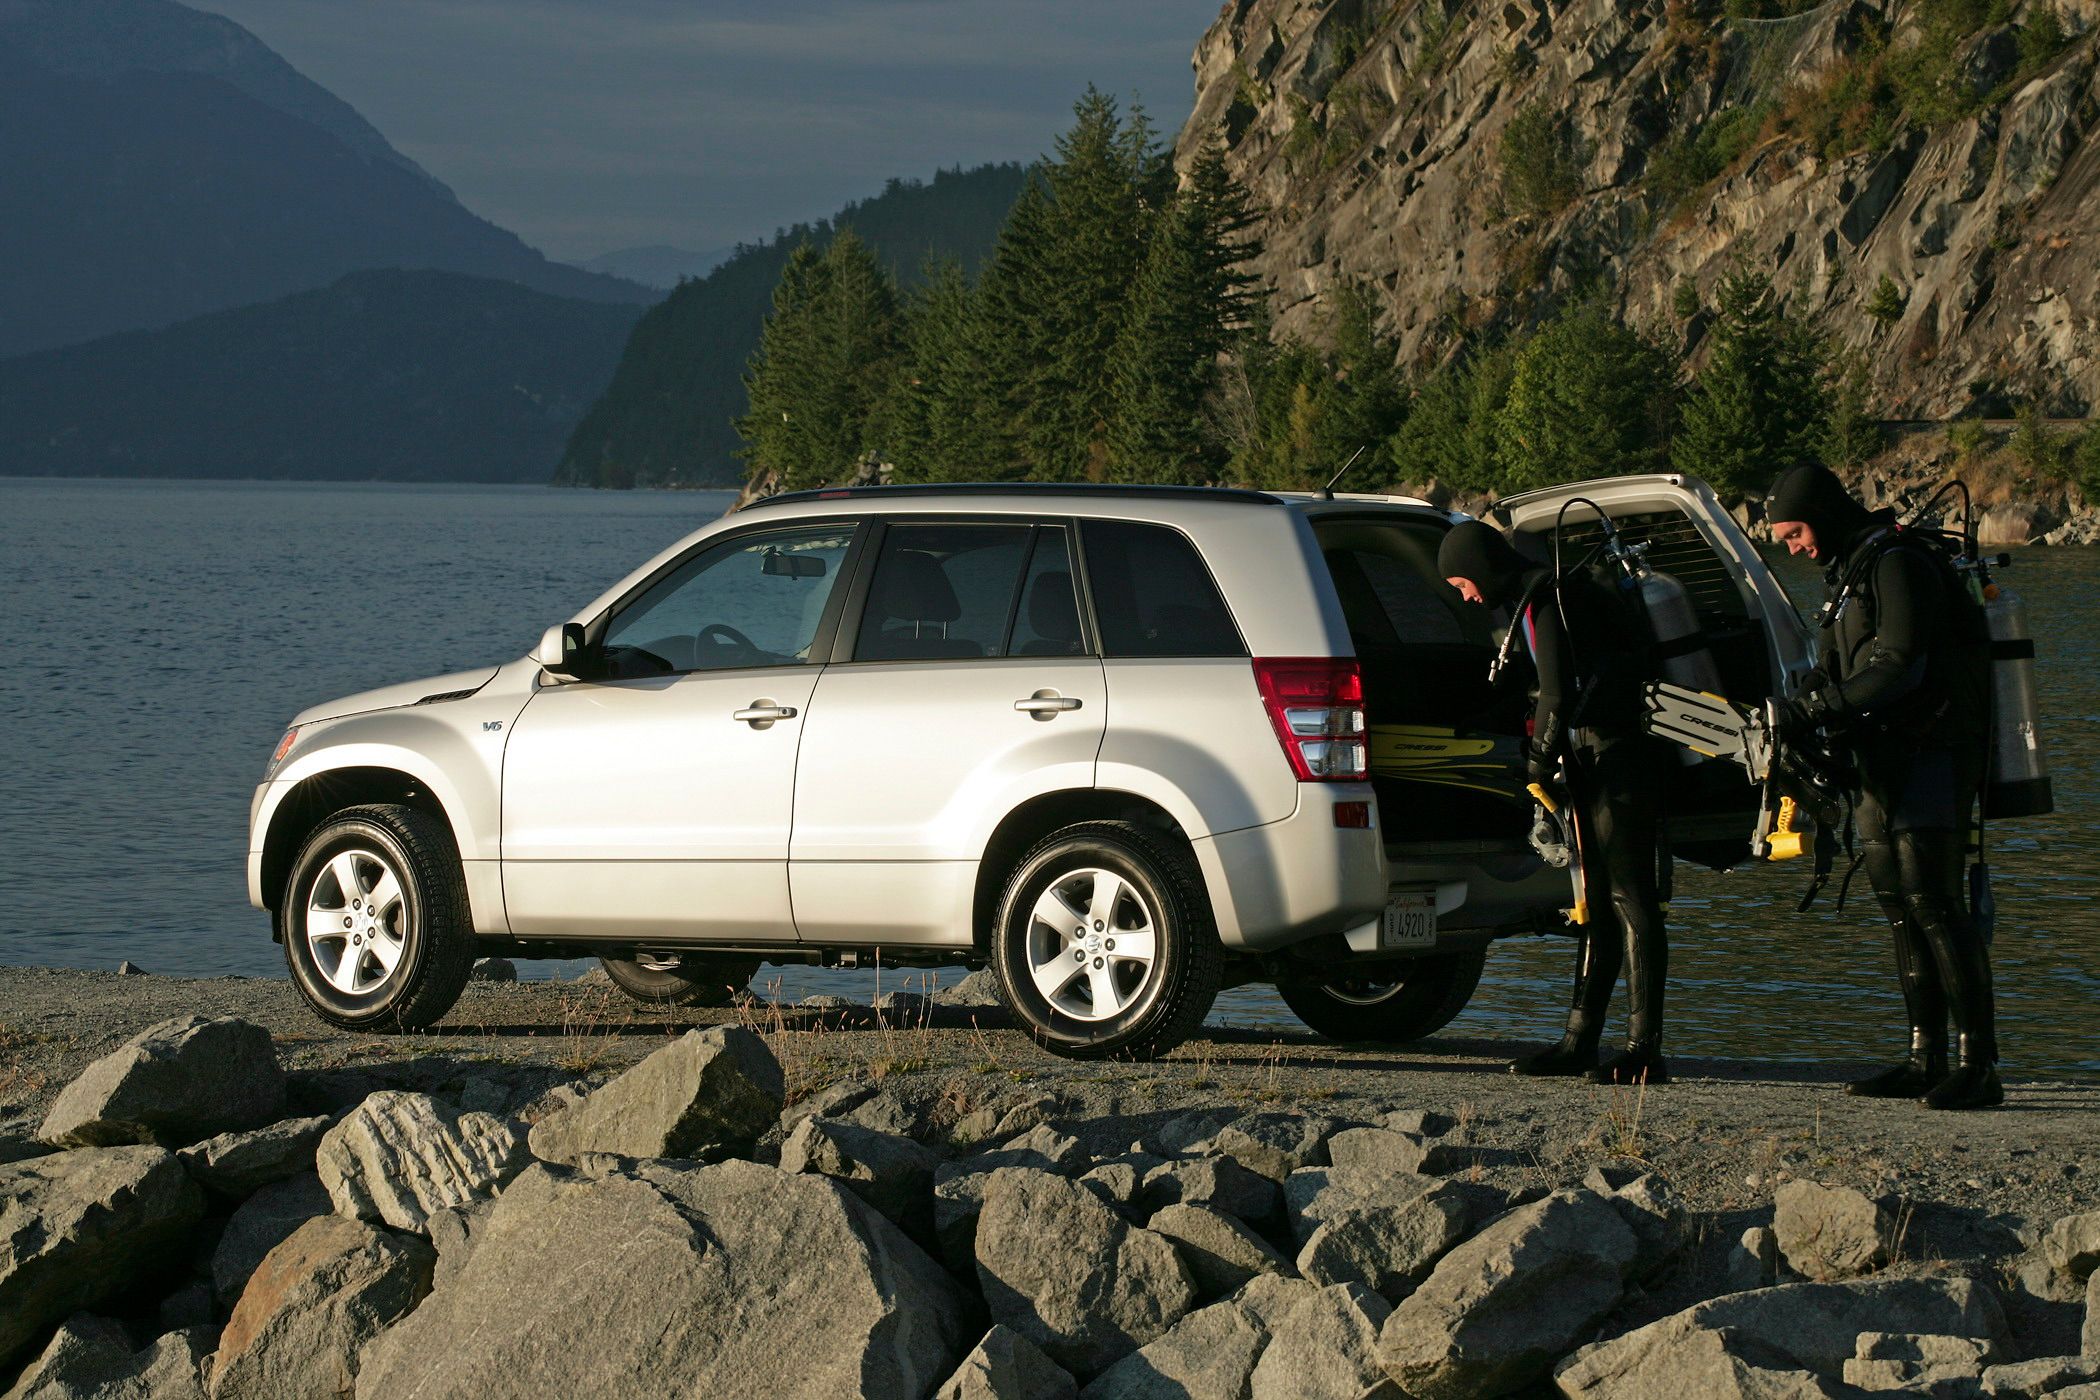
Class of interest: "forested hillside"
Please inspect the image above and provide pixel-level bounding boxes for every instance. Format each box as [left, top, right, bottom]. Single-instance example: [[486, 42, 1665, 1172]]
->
[[0, 271, 641, 482], [713, 5, 2100, 518], [553, 164, 1028, 488]]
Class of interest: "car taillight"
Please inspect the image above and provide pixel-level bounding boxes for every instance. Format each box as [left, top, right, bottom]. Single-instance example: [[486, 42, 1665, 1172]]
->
[[1252, 657, 1367, 782]]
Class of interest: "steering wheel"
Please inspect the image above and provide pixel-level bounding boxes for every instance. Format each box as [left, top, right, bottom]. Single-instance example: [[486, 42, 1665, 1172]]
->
[[697, 623, 758, 653]]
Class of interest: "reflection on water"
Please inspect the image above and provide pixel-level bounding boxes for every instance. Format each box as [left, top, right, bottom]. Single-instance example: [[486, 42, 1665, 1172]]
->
[[2, 479, 2095, 1074]]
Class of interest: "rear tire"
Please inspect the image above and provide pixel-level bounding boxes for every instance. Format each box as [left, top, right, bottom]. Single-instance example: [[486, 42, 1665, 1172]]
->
[[281, 804, 476, 1032], [598, 953, 758, 1007], [991, 821, 1220, 1062], [1277, 950, 1487, 1043]]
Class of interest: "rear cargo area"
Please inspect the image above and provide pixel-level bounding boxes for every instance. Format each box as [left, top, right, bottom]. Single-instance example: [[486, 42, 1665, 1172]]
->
[[1313, 515, 1534, 848]]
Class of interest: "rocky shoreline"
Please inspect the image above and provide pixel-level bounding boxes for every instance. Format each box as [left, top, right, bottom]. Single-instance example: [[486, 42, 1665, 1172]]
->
[[2, 967, 2097, 1398]]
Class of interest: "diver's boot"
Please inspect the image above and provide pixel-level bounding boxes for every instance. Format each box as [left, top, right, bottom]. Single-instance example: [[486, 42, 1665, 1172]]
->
[[1847, 1028, 1948, 1098], [1588, 1041, 1670, 1086], [1924, 1035, 2003, 1110], [1511, 931, 1613, 1076], [1509, 1025, 1600, 1077]]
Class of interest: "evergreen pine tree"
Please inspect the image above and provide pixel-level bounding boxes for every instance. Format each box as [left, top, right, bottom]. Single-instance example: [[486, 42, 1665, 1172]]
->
[[1104, 146, 1265, 483], [985, 89, 1158, 480], [735, 232, 902, 490], [1496, 301, 1677, 490], [1672, 268, 1829, 499]]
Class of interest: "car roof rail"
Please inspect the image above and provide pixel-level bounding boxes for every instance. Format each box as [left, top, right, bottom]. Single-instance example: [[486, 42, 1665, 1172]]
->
[[737, 482, 1285, 511]]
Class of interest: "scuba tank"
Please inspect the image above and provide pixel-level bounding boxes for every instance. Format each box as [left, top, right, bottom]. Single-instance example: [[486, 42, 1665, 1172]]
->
[[1600, 530, 1722, 763], [1979, 582, 2052, 818]]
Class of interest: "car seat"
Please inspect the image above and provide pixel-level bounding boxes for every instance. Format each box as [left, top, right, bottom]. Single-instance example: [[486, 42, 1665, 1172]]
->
[[862, 550, 985, 658]]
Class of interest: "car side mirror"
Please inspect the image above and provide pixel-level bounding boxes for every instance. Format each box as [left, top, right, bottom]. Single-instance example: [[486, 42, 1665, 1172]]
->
[[534, 622, 592, 678]]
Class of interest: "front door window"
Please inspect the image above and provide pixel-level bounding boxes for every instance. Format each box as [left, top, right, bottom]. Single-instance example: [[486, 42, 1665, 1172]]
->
[[600, 525, 854, 674]]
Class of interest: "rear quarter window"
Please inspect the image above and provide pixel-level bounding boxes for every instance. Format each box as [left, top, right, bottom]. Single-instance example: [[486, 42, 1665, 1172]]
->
[[1080, 520, 1244, 658]]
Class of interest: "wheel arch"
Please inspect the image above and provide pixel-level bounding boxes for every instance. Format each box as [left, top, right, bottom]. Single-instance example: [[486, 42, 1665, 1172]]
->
[[259, 766, 455, 919], [971, 788, 1205, 954]]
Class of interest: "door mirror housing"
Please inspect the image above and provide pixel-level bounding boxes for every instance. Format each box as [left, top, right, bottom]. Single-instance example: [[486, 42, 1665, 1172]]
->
[[534, 622, 592, 678]]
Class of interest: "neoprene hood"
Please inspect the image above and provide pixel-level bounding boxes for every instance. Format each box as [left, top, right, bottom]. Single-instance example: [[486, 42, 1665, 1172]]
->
[[1437, 520, 1530, 607], [1765, 464, 1871, 556]]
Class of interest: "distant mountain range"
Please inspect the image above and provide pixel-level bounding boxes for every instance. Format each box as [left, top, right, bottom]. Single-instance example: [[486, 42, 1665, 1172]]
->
[[558, 165, 1029, 488], [0, 0, 650, 358], [575, 245, 737, 290], [0, 270, 642, 482]]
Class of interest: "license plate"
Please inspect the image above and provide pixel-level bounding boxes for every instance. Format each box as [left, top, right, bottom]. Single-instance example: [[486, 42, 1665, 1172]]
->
[[1382, 890, 1437, 949]]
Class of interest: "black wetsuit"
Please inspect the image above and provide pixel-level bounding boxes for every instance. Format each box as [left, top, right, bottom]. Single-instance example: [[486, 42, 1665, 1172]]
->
[[1769, 465, 1999, 1108], [1522, 565, 1670, 1083], [1437, 520, 1668, 1083]]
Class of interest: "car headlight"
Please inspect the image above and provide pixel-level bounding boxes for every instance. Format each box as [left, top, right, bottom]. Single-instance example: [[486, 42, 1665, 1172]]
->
[[265, 726, 300, 779]]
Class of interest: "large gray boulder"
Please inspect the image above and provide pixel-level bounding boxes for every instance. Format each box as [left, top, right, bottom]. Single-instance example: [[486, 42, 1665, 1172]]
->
[[2047, 1210, 2100, 1279], [317, 1091, 526, 1231], [780, 1115, 939, 1244], [1078, 1296, 1269, 1400], [1, 1316, 210, 1400], [933, 1127, 1092, 1271], [1842, 1332, 1995, 1394], [937, 1326, 1077, 1400], [1325, 1126, 1467, 1177], [1249, 1282, 1399, 1400], [1981, 1355, 2100, 1396], [38, 1017, 284, 1149], [1378, 1187, 1639, 1400], [526, 1026, 783, 1165], [211, 1173, 333, 1308], [1210, 1114, 1339, 1182], [1586, 1167, 1686, 1280], [177, 1116, 333, 1198], [1139, 1156, 1279, 1223], [1773, 1181, 1894, 1281], [1296, 1180, 1470, 1299], [1283, 1165, 1420, 1250], [208, 1215, 433, 1400], [1554, 1276, 2009, 1396], [356, 1159, 970, 1399], [974, 1167, 1199, 1378], [1558, 1322, 1858, 1399], [1147, 1203, 1289, 1298], [0, 1146, 204, 1368]]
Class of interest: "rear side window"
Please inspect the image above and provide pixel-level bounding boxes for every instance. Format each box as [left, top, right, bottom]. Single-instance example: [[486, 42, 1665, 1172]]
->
[[1080, 520, 1243, 658], [854, 523, 1031, 660]]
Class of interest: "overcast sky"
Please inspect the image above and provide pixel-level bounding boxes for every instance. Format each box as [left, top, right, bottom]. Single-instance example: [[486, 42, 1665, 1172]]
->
[[194, 0, 1221, 262]]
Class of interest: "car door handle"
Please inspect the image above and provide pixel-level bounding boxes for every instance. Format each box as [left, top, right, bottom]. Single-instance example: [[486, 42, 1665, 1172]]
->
[[1015, 691, 1082, 719], [733, 703, 797, 728]]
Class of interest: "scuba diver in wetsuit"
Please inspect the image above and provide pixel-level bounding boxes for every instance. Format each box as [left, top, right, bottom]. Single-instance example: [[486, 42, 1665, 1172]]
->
[[1765, 465, 2001, 1111], [1438, 521, 1671, 1086]]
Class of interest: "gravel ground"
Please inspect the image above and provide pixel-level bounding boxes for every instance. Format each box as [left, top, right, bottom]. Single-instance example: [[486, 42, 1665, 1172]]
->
[[4, 965, 2092, 1219]]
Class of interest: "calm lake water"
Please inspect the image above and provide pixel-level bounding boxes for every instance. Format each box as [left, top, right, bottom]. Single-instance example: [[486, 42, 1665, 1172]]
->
[[2, 477, 2095, 1074]]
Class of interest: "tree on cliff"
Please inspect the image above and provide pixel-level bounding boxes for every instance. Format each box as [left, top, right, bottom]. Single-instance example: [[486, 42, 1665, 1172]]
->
[[1672, 269, 1828, 499], [979, 88, 1169, 480], [875, 259, 989, 484], [1496, 302, 1678, 490], [1387, 339, 1519, 494], [1216, 286, 1408, 490], [736, 232, 901, 490], [1105, 146, 1266, 483]]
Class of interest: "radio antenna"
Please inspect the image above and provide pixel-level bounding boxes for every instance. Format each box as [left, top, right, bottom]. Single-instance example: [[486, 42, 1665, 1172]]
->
[[1318, 445, 1369, 500]]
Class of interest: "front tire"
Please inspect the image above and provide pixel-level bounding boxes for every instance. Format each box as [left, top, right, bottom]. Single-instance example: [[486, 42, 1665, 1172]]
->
[[281, 804, 476, 1032], [991, 821, 1220, 1061], [599, 953, 758, 1007], [1277, 951, 1487, 1043]]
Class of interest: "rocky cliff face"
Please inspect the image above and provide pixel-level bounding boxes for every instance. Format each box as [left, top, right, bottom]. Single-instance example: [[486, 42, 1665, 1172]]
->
[[1175, 0, 2100, 419]]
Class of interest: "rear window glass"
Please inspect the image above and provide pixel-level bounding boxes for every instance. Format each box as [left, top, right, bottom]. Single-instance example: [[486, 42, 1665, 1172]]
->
[[1080, 520, 1243, 658]]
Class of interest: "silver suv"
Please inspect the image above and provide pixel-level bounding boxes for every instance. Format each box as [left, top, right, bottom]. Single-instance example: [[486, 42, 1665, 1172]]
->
[[248, 477, 1807, 1059]]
